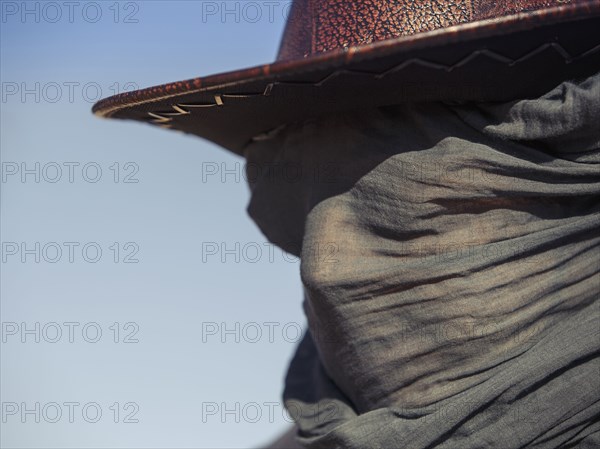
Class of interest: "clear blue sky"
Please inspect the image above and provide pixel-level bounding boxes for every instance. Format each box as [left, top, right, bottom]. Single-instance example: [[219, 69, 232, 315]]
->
[[1, 1, 305, 447]]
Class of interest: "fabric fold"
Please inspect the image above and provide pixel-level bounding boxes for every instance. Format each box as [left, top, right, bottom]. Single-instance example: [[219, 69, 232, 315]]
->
[[244, 72, 600, 448]]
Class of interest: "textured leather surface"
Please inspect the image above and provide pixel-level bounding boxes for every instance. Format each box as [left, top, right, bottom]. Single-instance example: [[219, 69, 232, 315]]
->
[[277, 0, 578, 60], [473, 0, 574, 20]]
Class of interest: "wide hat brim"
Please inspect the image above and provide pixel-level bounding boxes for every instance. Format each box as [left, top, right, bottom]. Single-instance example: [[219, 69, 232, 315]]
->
[[93, 3, 600, 156]]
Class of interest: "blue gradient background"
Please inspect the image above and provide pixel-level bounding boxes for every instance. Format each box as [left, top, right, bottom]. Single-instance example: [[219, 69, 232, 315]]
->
[[0, 1, 305, 447]]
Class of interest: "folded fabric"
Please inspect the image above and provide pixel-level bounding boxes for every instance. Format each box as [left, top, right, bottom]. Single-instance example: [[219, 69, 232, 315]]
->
[[243, 72, 600, 448]]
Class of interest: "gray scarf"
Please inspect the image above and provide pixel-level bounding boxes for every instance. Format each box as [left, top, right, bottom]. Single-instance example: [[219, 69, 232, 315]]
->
[[243, 72, 600, 448]]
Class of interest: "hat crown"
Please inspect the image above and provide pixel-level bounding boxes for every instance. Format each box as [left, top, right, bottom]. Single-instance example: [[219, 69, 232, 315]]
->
[[276, 0, 580, 60]]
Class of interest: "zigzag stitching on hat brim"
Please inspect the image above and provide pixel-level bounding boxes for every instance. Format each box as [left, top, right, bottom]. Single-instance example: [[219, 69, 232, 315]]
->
[[144, 42, 600, 129]]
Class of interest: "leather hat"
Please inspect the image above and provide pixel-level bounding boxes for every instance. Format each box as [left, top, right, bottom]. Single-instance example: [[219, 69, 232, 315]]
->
[[93, 0, 600, 155]]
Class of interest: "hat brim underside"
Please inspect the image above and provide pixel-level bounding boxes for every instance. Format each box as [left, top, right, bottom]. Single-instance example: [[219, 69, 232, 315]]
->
[[93, 3, 600, 155]]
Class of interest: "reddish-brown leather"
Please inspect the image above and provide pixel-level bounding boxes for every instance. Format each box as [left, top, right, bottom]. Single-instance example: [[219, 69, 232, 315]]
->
[[277, 0, 579, 60]]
